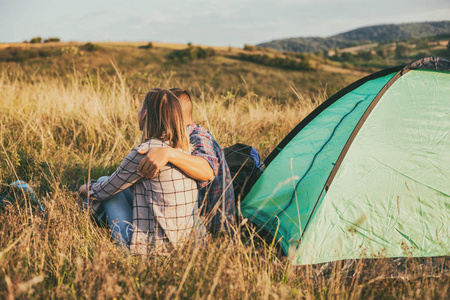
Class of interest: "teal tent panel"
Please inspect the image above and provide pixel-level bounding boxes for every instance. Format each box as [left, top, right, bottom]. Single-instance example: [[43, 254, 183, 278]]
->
[[242, 73, 396, 252], [294, 70, 450, 265]]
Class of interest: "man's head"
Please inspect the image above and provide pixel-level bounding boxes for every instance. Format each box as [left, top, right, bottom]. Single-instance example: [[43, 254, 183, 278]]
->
[[170, 88, 193, 126]]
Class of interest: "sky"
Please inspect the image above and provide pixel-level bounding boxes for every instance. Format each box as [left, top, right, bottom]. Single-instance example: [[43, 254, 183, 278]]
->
[[1, 0, 449, 47]]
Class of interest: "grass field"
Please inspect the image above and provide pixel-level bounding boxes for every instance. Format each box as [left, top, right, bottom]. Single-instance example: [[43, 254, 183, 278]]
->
[[0, 42, 448, 299]]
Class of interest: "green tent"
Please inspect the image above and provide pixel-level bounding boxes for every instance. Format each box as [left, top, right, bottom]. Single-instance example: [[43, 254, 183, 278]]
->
[[241, 57, 450, 265]]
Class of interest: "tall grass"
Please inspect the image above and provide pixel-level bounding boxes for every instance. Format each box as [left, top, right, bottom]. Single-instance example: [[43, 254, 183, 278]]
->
[[0, 64, 448, 299]]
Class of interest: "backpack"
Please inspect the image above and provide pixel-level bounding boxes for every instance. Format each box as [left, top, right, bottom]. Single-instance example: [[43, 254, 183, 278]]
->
[[224, 143, 263, 202]]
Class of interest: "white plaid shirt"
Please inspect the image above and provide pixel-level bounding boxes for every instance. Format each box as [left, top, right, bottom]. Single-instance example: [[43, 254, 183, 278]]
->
[[89, 139, 206, 255]]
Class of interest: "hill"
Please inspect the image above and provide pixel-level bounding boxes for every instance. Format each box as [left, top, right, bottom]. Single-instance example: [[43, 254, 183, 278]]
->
[[258, 21, 450, 52], [0, 41, 367, 102]]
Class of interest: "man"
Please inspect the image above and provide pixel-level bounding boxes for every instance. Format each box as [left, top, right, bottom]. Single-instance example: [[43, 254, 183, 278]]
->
[[137, 88, 235, 232]]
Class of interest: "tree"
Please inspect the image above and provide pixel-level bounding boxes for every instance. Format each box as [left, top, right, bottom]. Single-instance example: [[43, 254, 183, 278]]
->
[[139, 42, 153, 49], [341, 52, 353, 61], [243, 44, 256, 51], [29, 37, 42, 44], [395, 43, 410, 58], [44, 37, 60, 43]]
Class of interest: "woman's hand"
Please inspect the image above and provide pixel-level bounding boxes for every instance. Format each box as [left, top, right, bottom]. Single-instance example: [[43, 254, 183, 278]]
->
[[72, 183, 88, 206], [137, 147, 172, 178], [78, 183, 88, 198]]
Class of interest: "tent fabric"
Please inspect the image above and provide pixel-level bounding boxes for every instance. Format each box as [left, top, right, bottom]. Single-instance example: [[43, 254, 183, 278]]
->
[[241, 57, 450, 265], [241, 72, 396, 251], [294, 69, 450, 265], [264, 65, 403, 166]]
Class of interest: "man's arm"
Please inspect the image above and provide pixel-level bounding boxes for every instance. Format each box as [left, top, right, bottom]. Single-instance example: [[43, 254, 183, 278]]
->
[[137, 147, 214, 181]]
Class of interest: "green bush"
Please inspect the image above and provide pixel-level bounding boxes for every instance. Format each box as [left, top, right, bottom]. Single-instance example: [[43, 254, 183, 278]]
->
[[341, 52, 354, 61], [232, 53, 315, 71], [82, 42, 101, 52], [30, 37, 42, 43], [376, 48, 389, 58], [44, 37, 60, 43], [395, 43, 410, 58], [139, 42, 153, 49], [0, 48, 44, 62], [166, 46, 216, 63], [244, 44, 257, 51], [38, 49, 53, 58]]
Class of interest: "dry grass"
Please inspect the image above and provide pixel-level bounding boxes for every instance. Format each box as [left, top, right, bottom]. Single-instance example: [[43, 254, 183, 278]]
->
[[0, 41, 241, 55], [0, 64, 448, 299]]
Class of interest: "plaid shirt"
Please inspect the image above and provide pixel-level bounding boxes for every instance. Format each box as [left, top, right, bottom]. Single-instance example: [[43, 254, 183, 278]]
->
[[188, 123, 236, 232], [89, 139, 206, 255]]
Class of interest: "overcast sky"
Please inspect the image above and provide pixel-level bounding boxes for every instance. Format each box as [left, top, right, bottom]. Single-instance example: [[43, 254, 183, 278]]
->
[[1, 0, 449, 47]]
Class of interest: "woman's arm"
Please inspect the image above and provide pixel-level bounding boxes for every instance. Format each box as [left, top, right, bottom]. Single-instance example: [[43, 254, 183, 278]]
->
[[88, 149, 144, 201]]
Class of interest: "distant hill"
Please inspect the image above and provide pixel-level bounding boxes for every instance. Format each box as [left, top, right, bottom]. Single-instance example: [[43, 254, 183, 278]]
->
[[258, 21, 450, 53]]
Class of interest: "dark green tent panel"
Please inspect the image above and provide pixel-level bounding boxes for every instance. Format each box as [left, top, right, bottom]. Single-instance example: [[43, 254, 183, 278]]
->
[[241, 57, 450, 265]]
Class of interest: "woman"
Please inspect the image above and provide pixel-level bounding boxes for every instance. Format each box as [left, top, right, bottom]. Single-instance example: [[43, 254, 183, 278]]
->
[[79, 89, 206, 255]]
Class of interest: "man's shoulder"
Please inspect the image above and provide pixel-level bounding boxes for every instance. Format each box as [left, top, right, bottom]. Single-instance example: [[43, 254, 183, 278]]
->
[[188, 123, 224, 158], [189, 123, 219, 144], [189, 123, 214, 137]]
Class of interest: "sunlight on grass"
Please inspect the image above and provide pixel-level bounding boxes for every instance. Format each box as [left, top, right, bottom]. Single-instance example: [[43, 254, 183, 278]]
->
[[0, 64, 448, 299]]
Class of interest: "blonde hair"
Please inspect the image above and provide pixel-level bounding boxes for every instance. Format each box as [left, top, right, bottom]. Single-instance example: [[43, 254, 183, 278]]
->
[[141, 89, 189, 152]]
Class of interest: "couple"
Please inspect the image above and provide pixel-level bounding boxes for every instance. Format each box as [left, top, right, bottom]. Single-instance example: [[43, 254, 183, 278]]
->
[[78, 88, 235, 255]]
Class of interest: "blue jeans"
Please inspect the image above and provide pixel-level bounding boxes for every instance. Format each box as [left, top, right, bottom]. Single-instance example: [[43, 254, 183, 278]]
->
[[88, 176, 133, 247]]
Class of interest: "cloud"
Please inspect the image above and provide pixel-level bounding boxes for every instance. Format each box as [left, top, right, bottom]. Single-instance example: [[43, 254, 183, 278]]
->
[[0, 0, 448, 45]]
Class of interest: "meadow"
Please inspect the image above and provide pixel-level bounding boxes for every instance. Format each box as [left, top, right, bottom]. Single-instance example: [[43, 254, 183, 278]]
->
[[0, 42, 448, 299]]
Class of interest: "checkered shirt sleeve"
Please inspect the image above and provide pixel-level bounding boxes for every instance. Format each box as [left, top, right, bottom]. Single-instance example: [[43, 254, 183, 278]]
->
[[88, 149, 143, 201]]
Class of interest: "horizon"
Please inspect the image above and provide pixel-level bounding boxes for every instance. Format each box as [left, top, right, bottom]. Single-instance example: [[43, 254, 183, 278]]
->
[[3, 19, 449, 47]]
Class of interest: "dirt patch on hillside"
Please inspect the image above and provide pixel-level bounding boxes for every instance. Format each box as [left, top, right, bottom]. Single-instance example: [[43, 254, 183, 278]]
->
[[318, 64, 370, 76]]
